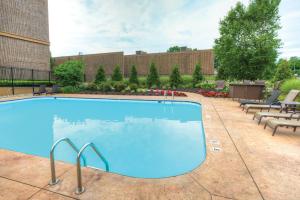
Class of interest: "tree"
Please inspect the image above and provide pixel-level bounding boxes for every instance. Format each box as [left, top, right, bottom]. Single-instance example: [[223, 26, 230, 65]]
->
[[214, 0, 281, 80], [192, 63, 204, 85], [129, 65, 139, 85], [54, 60, 85, 86], [95, 65, 106, 83], [273, 59, 293, 81], [111, 65, 123, 81], [169, 65, 182, 88], [288, 57, 300, 74], [146, 62, 160, 88], [167, 46, 181, 53]]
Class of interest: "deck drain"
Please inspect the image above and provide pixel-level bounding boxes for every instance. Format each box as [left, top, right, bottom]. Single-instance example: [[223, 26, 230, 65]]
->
[[212, 147, 221, 152], [209, 139, 220, 145]]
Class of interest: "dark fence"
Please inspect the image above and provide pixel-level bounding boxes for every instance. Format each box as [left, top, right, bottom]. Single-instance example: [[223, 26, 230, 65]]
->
[[0, 66, 53, 97]]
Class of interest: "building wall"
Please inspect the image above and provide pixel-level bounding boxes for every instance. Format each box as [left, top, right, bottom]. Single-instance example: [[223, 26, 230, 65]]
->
[[54, 50, 214, 81], [124, 50, 214, 76], [0, 0, 50, 71], [54, 52, 124, 82]]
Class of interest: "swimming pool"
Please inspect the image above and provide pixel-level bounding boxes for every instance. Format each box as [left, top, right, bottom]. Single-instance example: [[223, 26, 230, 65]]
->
[[0, 97, 206, 178]]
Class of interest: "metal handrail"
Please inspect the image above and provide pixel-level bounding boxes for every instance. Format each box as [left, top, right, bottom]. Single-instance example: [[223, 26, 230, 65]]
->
[[75, 142, 109, 194], [49, 137, 86, 185]]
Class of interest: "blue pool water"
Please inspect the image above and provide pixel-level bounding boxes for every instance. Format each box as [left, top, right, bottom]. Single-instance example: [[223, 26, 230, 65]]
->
[[0, 97, 206, 178]]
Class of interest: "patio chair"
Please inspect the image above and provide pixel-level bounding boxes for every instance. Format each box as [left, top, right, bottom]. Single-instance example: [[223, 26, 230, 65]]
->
[[215, 80, 225, 91], [46, 85, 59, 95], [244, 90, 299, 113], [253, 111, 300, 124], [264, 118, 300, 136], [239, 89, 280, 108], [33, 85, 46, 95]]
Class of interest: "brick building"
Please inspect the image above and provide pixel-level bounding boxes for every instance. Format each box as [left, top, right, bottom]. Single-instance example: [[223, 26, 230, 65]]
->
[[0, 0, 50, 71]]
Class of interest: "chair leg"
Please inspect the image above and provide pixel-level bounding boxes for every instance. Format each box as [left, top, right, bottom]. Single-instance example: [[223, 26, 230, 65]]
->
[[253, 115, 256, 120], [272, 126, 278, 136], [293, 127, 297, 132], [264, 123, 267, 129], [258, 117, 262, 125]]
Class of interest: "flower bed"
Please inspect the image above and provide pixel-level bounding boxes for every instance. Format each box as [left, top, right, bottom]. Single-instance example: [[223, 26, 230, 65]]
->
[[148, 89, 187, 97], [199, 91, 229, 98]]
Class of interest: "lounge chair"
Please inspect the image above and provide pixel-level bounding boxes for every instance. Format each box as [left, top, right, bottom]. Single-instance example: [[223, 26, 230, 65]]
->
[[239, 89, 280, 108], [264, 118, 300, 136], [33, 85, 46, 95], [253, 111, 299, 124], [215, 80, 225, 91], [46, 85, 59, 95], [244, 90, 299, 113]]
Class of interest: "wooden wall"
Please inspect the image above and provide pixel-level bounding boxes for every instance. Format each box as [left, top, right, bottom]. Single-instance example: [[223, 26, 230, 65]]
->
[[54, 49, 214, 82], [124, 49, 214, 76]]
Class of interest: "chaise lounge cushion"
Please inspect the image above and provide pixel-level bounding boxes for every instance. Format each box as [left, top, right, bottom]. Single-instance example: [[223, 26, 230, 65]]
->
[[267, 119, 300, 129]]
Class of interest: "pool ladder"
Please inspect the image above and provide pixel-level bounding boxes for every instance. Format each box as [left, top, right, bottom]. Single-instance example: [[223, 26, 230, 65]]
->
[[49, 137, 109, 194]]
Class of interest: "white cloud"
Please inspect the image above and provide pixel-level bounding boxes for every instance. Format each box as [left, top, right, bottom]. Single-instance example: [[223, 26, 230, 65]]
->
[[49, 0, 300, 58]]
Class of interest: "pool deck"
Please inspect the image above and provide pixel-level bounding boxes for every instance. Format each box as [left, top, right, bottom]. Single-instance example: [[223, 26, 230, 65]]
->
[[0, 93, 300, 200]]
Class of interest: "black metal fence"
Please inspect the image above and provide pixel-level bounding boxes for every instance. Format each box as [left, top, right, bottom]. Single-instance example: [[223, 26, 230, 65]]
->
[[0, 66, 54, 97]]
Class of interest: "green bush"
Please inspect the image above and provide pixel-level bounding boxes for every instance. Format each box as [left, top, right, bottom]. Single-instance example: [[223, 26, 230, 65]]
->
[[60, 86, 82, 93], [113, 81, 127, 92], [129, 65, 139, 85], [129, 83, 138, 92], [95, 65, 106, 83], [192, 63, 204, 85], [0, 80, 54, 87], [196, 82, 216, 90], [54, 60, 84, 86], [85, 83, 98, 91], [280, 79, 300, 95], [169, 65, 182, 88], [274, 60, 293, 82], [111, 65, 123, 81], [98, 82, 112, 92], [146, 62, 160, 88]]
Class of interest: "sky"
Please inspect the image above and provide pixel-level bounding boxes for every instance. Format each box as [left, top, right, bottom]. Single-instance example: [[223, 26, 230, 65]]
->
[[48, 0, 300, 58]]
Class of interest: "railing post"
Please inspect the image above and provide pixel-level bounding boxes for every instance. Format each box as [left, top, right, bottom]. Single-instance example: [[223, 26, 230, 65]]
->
[[75, 156, 85, 194], [48, 71, 51, 84], [31, 69, 34, 94], [10, 67, 14, 95], [49, 150, 60, 185]]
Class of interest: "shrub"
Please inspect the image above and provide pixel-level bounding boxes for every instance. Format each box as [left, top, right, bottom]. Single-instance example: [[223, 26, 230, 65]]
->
[[95, 65, 106, 83], [98, 82, 112, 92], [129, 83, 138, 92], [54, 60, 85, 86], [196, 82, 216, 90], [111, 65, 123, 81], [129, 65, 139, 85], [85, 83, 98, 91], [280, 79, 300, 95], [274, 60, 293, 82], [113, 81, 127, 92], [192, 63, 204, 85], [169, 65, 182, 88], [146, 62, 160, 88], [60, 86, 82, 93]]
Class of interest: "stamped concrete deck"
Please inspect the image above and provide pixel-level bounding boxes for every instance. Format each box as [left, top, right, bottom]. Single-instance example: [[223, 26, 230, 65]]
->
[[0, 93, 299, 200]]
